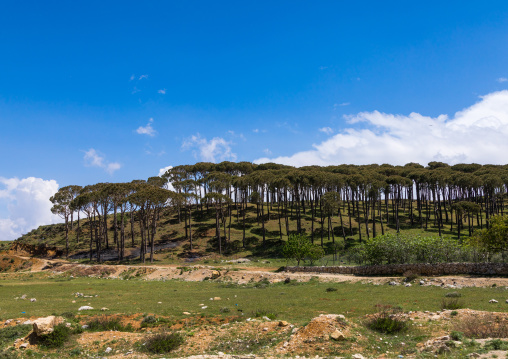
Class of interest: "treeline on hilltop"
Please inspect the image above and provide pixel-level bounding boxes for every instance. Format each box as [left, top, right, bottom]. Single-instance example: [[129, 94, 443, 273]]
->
[[43, 161, 508, 263]]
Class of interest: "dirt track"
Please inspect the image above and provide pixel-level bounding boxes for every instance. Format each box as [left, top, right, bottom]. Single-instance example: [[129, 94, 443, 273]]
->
[[5, 253, 508, 288]]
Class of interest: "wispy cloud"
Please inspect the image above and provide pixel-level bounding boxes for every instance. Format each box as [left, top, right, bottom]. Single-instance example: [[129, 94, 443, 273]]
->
[[158, 88, 166, 94], [129, 74, 136, 81], [334, 102, 350, 109], [263, 148, 272, 155], [319, 127, 334, 135], [255, 90, 508, 166], [227, 130, 246, 141], [136, 118, 156, 136], [182, 133, 236, 163], [83, 149, 121, 175], [497, 77, 508, 83], [319, 66, 328, 70], [139, 74, 149, 80]]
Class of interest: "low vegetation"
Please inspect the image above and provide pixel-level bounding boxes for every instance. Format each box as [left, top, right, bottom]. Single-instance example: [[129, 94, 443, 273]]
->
[[142, 332, 184, 354]]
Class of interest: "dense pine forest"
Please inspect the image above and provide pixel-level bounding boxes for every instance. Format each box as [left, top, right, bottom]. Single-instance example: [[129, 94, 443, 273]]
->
[[17, 161, 508, 264]]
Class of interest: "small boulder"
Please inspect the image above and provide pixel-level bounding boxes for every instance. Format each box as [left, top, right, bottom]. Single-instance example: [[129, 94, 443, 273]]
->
[[352, 354, 365, 359], [330, 330, 346, 341], [213, 297, 221, 301], [278, 321, 289, 327], [489, 299, 498, 303], [19, 343, 29, 349], [389, 281, 399, 286], [211, 270, 221, 279], [30, 298, 36, 302], [78, 306, 94, 311], [183, 312, 191, 315], [101, 307, 109, 311], [105, 347, 112, 353], [33, 316, 63, 336]]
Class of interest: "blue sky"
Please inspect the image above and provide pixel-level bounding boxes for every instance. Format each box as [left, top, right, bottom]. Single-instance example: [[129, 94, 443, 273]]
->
[[2, 1, 508, 240]]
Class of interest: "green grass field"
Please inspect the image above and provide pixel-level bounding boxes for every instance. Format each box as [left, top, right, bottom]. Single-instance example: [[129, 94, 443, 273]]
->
[[1, 273, 507, 323]]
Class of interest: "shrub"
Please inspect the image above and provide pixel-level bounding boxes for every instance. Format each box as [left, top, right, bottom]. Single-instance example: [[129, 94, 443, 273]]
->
[[60, 312, 75, 320], [85, 316, 133, 332], [441, 298, 464, 310], [38, 324, 71, 348], [450, 331, 464, 341], [366, 305, 409, 334], [219, 307, 231, 313], [254, 309, 277, 320], [455, 313, 508, 338], [403, 271, 419, 282], [326, 287, 338, 292], [484, 339, 508, 350], [445, 292, 462, 298], [144, 333, 184, 354], [450, 310, 458, 317]]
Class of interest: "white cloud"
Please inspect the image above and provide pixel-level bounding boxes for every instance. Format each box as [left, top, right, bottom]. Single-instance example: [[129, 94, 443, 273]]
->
[[497, 77, 508, 83], [139, 74, 149, 80], [158, 88, 166, 94], [129, 74, 135, 81], [0, 177, 61, 241], [253, 129, 259, 133], [255, 90, 508, 166], [182, 133, 237, 163], [319, 127, 334, 135], [158, 165, 173, 177], [136, 118, 156, 136], [263, 148, 272, 155], [83, 149, 121, 174], [334, 102, 350, 108]]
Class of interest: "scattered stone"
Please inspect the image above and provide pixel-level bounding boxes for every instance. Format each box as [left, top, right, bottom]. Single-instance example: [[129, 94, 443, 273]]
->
[[263, 327, 268, 331], [213, 297, 221, 301], [468, 353, 481, 358], [201, 306, 208, 309], [330, 330, 346, 341], [5, 319, 12, 325], [489, 299, 498, 303], [78, 306, 94, 311], [352, 354, 365, 359], [389, 281, 399, 286], [30, 298, 36, 302], [419, 280, 425, 285], [71, 300, 76, 303], [101, 307, 109, 311], [81, 325, 89, 329], [20, 294, 27, 300], [183, 312, 191, 315], [105, 347, 112, 353], [65, 323, 71, 327], [405, 283, 412, 287], [23, 320, 32, 325], [211, 270, 221, 279], [278, 321, 289, 327], [262, 316, 271, 321], [19, 343, 29, 349]]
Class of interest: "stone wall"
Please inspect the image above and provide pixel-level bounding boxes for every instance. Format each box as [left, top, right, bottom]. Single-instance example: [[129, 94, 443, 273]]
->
[[285, 263, 508, 276]]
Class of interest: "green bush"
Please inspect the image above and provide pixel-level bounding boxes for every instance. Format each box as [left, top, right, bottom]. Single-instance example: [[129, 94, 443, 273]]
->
[[0, 325, 32, 350], [38, 324, 71, 348], [355, 233, 472, 265], [445, 292, 462, 298], [326, 287, 338, 292], [367, 305, 409, 334], [254, 309, 277, 320], [144, 333, 184, 354], [85, 316, 133, 332], [484, 339, 508, 350], [441, 298, 464, 310], [450, 331, 464, 341]]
